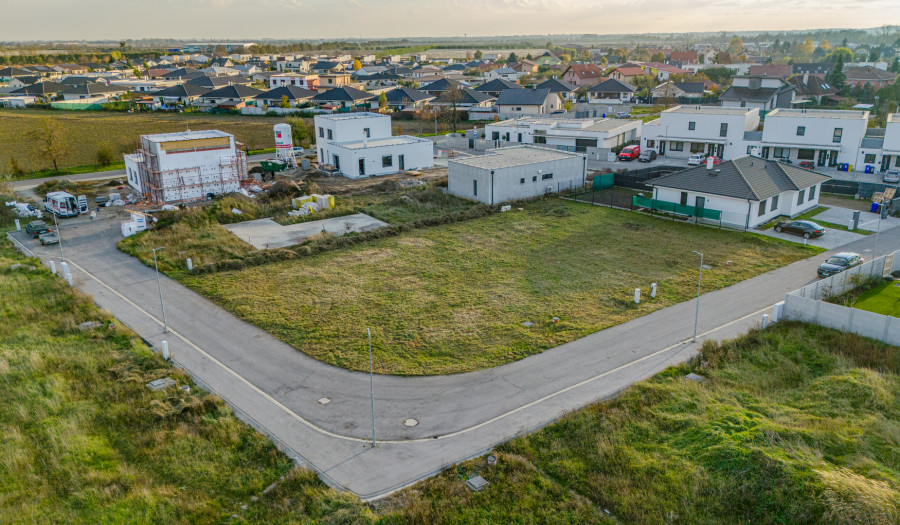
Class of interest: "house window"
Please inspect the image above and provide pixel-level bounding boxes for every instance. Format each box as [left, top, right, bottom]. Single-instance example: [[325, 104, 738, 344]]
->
[[832, 128, 842, 143], [808, 185, 816, 201], [319, 127, 324, 138], [327, 129, 333, 140], [896, 156, 900, 168], [797, 189, 805, 205], [382, 155, 392, 167], [646, 140, 655, 148], [758, 200, 766, 217], [534, 136, 546, 144], [492, 131, 500, 140], [520, 178, 525, 184], [690, 142, 704, 153], [719, 123, 728, 137], [773, 147, 789, 159], [797, 126, 805, 136], [680, 192, 688, 205], [688, 121, 696, 131], [740, 101, 746, 107], [364, 128, 370, 138], [532, 175, 537, 182], [473, 179, 478, 196], [798, 149, 815, 160], [671, 141, 684, 151], [864, 154, 876, 163], [541, 173, 553, 180], [747, 146, 755, 154], [771, 195, 779, 211]]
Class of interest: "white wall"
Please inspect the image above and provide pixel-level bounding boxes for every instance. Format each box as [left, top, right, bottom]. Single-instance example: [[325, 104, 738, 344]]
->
[[641, 108, 760, 160], [762, 110, 868, 167], [314, 113, 392, 163], [323, 139, 433, 179], [448, 154, 586, 204]]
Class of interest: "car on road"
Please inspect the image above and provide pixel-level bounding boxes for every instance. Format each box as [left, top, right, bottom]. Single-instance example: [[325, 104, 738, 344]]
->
[[799, 161, 815, 170], [773, 220, 826, 239], [550, 110, 567, 115], [638, 150, 658, 162], [817, 252, 863, 278], [39, 232, 59, 245], [687, 153, 708, 166], [25, 220, 51, 238], [618, 145, 640, 161], [615, 111, 631, 118], [883, 169, 900, 183]]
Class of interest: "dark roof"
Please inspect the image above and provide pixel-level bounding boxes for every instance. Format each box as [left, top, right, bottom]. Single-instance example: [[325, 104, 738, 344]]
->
[[860, 137, 884, 149], [649, 156, 831, 201], [420, 78, 459, 92], [151, 84, 212, 98], [0, 67, 34, 77], [495, 88, 552, 105], [792, 63, 831, 75], [187, 75, 249, 88], [12, 75, 41, 85], [436, 87, 493, 104], [59, 76, 97, 86], [311, 60, 341, 71], [845, 66, 897, 82], [673, 82, 706, 94], [63, 82, 128, 96], [162, 68, 205, 80], [200, 84, 264, 99], [786, 74, 837, 97], [475, 78, 522, 93], [536, 78, 577, 93], [747, 65, 793, 78], [719, 84, 792, 103], [443, 64, 467, 72], [254, 85, 316, 101], [383, 86, 433, 103], [10, 81, 72, 95], [312, 86, 375, 102], [588, 78, 636, 93], [361, 72, 401, 81]]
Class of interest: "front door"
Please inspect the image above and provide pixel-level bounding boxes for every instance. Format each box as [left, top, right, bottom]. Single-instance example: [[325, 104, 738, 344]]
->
[[881, 155, 891, 173], [659, 141, 666, 155], [716, 144, 724, 157], [828, 151, 838, 167], [695, 196, 706, 210], [399, 154, 405, 171], [817, 150, 827, 167], [358, 158, 365, 176], [707, 143, 717, 156], [762, 147, 770, 159]]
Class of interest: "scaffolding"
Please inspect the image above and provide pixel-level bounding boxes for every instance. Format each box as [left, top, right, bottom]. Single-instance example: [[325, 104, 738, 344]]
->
[[135, 138, 248, 205]]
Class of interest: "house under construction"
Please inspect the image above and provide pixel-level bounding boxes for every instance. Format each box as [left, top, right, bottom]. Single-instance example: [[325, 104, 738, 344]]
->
[[124, 130, 247, 204]]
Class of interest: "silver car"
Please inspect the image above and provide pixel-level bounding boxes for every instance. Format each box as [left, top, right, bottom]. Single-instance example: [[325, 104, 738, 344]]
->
[[883, 170, 900, 184]]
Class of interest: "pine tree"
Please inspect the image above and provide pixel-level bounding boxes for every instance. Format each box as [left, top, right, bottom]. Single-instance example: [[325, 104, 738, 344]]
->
[[827, 55, 848, 96]]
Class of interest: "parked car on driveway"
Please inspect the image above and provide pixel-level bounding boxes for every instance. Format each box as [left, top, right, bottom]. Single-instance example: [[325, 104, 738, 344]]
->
[[883, 170, 900, 183], [618, 145, 640, 161], [774, 220, 825, 239], [687, 153, 708, 166], [817, 252, 863, 278], [25, 220, 51, 238], [39, 232, 59, 245], [798, 161, 815, 170], [638, 150, 658, 163]]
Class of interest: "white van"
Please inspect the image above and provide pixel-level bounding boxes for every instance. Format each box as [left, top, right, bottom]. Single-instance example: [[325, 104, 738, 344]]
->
[[44, 191, 80, 218]]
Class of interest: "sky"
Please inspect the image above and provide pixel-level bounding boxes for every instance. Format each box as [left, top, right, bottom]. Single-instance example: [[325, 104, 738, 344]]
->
[[1, 0, 898, 41]]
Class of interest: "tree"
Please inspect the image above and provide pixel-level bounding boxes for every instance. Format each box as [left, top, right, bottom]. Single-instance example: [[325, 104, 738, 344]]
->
[[820, 40, 832, 51], [869, 47, 881, 62], [286, 118, 314, 148], [558, 53, 571, 63], [507, 52, 518, 64], [279, 95, 291, 108], [352, 59, 362, 70], [794, 38, 815, 59], [827, 55, 848, 96], [133, 68, 142, 78], [526, 53, 533, 61], [119, 41, 126, 49], [631, 75, 657, 92], [378, 92, 388, 110], [827, 47, 854, 63], [579, 49, 592, 62], [650, 52, 665, 62], [891, 57, 899, 73], [27, 118, 71, 172], [563, 99, 574, 112], [727, 37, 743, 56], [600, 56, 608, 68], [96, 142, 114, 167], [441, 87, 464, 133], [473, 50, 483, 60]]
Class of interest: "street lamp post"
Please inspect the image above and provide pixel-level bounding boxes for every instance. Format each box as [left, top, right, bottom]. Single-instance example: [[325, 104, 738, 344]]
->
[[52, 212, 64, 263], [152, 247, 167, 333], [692, 250, 704, 343]]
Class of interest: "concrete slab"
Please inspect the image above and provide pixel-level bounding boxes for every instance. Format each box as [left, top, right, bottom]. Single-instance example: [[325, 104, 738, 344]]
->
[[753, 225, 866, 250], [223, 213, 388, 250], [813, 206, 900, 233]]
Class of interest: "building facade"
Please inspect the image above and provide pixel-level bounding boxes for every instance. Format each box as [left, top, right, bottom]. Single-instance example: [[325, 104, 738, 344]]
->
[[640, 106, 761, 160]]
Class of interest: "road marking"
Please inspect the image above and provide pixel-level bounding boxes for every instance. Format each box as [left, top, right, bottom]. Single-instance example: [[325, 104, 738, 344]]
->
[[66, 257, 769, 444]]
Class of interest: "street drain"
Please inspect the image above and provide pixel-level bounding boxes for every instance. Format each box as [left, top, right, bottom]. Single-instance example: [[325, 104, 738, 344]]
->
[[403, 418, 419, 427], [317, 397, 331, 405]]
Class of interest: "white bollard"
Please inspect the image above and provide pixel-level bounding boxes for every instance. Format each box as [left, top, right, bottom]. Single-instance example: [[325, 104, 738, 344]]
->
[[848, 218, 855, 231], [634, 288, 641, 304], [49, 260, 57, 275], [66, 274, 74, 287], [761, 314, 770, 329], [772, 302, 784, 323], [60, 262, 70, 280], [186, 258, 193, 271], [161, 340, 170, 361], [15, 219, 21, 231], [650, 282, 657, 298]]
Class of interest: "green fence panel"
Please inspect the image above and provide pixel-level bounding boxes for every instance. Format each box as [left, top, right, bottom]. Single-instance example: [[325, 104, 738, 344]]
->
[[698, 207, 722, 220], [592, 173, 614, 190], [632, 195, 654, 208], [633, 196, 722, 221]]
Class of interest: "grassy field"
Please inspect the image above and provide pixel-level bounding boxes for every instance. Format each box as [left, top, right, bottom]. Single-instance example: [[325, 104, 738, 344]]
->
[[0, 109, 281, 176], [179, 199, 816, 375], [852, 280, 900, 316]]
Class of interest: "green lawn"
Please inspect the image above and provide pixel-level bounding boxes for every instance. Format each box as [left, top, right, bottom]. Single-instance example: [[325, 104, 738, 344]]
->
[[180, 199, 816, 375], [853, 280, 900, 317]]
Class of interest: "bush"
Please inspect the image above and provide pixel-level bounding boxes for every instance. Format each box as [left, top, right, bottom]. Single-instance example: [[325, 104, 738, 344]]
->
[[8, 157, 27, 177], [96, 142, 114, 167]]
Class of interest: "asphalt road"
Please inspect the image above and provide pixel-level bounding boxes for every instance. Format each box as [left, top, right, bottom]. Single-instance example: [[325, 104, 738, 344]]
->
[[10, 179, 900, 499]]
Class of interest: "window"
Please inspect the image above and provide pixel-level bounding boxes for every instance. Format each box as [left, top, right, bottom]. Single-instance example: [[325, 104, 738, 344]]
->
[[327, 129, 333, 140], [798, 149, 815, 160], [532, 175, 537, 182], [680, 192, 688, 205], [758, 200, 766, 217], [520, 178, 525, 184], [864, 154, 876, 163], [646, 139, 655, 148], [688, 121, 696, 130], [808, 185, 816, 201], [747, 146, 755, 154], [364, 127, 370, 138], [541, 173, 553, 180], [740, 101, 747, 107], [690, 142, 704, 153], [832, 128, 842, 143], [773, 147, 789, 159], [797, 126, 805, 136], [534, 136, 546, 144], [771, 195, 779, 211], [719, 123, 728, 137], [896, 156, 900, 168], [333, 155, 340, 169], [382, 155, 392, 167], [473, 179, 478, 196], [492, 131, 500, 141], [797, 189, 805, 205], [671, 141, 684, 151], [318, 127, 324, 138]]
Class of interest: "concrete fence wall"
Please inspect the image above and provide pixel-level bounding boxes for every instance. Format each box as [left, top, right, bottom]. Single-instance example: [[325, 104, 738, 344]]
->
[[781, 249, 900, 346]]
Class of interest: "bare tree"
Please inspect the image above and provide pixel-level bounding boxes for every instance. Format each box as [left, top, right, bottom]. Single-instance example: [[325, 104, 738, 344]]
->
[[28, 118, 71, 172], [441, 87, 464, 133]]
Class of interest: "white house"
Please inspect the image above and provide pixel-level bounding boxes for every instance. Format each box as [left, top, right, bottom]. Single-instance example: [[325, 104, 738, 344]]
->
[[760, 108, 868, 169], [123, 130, 247, 204], [448, 146, 587, 204], [314, 113, 433, 178], [640, 106, 761, 160], [586, 79, 637, 104], [268, 74, 319, 90], [719, 75, 794, 111], [648, 156, 831, 229], [483, 67, 524, 82], [494, 88, 560, 119], [484, 116, 640, 158]]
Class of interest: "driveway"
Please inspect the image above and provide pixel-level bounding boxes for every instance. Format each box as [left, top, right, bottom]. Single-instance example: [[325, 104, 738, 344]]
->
[[814, 206, 900, 233], [754, 226, 867, 250]]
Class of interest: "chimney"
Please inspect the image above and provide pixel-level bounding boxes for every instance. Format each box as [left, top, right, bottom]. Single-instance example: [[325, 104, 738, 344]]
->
[[706, 157, 714, 170], [803, 72, 809, 85]]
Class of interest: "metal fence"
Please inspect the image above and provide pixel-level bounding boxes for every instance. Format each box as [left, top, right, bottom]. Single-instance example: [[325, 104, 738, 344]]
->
[[614, 165, 684, 190], [631, 195, 723, 227]]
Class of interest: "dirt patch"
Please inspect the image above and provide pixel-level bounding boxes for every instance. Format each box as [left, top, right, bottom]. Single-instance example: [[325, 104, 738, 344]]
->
[[306, 167, 449, 195]]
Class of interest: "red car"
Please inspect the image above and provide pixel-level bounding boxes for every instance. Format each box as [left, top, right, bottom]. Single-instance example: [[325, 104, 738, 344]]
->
[[618, 145, 640, 161], [799, 161, 815, 170]]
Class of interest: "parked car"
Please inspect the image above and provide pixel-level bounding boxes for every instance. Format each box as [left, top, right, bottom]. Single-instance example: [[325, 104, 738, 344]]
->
[[39, 232, 59, 245], [615, 111, 631, 118], [817, 252, 863, 278], [618, 145, 640, 161], [777, 158, 793, 164], [638, 150, 658, 163], [798, 161, 815, 170], [883, 169, 900, 183], [550, 110, 567, 115], [773, 220, 826, 239], [687, 153, 708, 166], [25, 220, 51, 238], [292, 147, 305, 156]]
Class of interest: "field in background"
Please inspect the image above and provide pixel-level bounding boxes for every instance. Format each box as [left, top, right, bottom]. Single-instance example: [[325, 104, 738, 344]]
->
[[182, 199, 815, 375]]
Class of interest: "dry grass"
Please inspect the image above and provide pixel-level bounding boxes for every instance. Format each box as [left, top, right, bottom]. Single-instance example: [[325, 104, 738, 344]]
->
[[182, 198, 816, 375]]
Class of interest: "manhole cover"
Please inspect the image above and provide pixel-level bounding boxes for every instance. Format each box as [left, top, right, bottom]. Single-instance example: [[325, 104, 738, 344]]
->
[[317, 397, 331, 404], [403, 418, 419, 427]]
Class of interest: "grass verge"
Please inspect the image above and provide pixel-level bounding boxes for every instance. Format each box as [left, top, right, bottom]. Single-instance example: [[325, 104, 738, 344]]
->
[[177, 198, 815, 375], [849, 279, 900, 316]]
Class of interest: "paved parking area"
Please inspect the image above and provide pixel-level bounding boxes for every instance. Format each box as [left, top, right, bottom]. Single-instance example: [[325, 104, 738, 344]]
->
[[814, 206, 900, 232], [754, 225, 866, 250], [223, 213, 388, 250]]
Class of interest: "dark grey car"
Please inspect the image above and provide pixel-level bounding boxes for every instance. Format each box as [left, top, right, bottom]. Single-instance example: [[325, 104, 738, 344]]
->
[[817, 252, 863, 278]]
